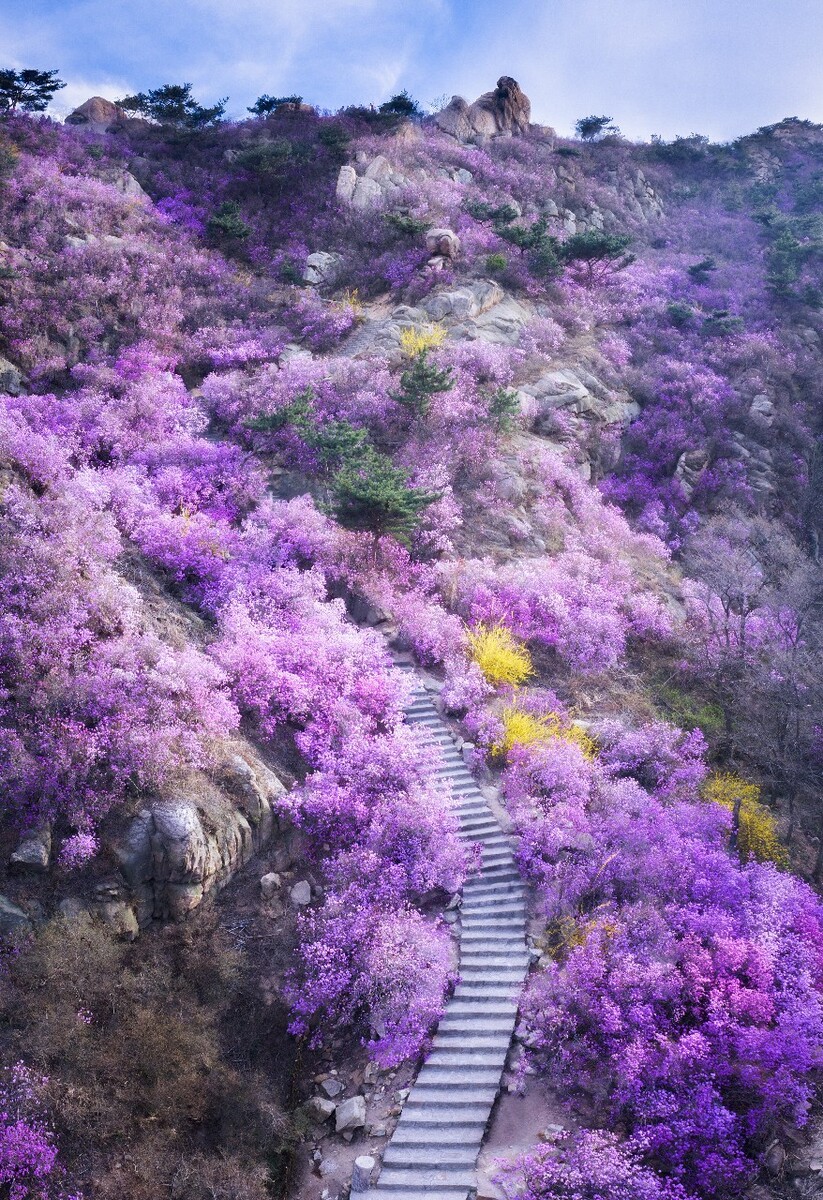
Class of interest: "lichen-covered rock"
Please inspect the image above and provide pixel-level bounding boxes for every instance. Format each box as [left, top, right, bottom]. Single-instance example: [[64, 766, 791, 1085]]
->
[[290, 879, 312, 906], [97, 899, 139, 941], [424, 279, 503, 322], [351, 176, 384, 210], [111, 745, 287, 924]]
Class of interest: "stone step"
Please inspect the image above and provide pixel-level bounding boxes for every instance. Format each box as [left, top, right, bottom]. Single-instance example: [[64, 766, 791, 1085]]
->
[[426, 1049, 509, 1070], [460, 916, 525, 928], [414, 1073, 502, 1093], [432, 1032, 514, 1049], [461, 939, 526, 953], [445, 1000, 519, 1016], [383, 1145, 479, 1169], [479, 854, 517, 869], [453, 969, 522, 984], [466, 829, 509, 843], [372, 1168, 475, 1192], [462, 888, 525, 902], [370, 1190, 471, 1200], [391, 1125, 486, 1145], [436, 1022, 516, 1040], [462, 900, 524, 911], [459, 820, 501, 835], [403, 1089, 497, 1109], [456, 967, 527, 983], [460, 958, 529, 973], [455, 974, 525, 989]]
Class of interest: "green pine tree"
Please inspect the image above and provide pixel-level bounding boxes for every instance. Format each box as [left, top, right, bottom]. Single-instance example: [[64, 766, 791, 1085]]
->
[[391, 352, 453, 419], [328, 446, 439, 542]]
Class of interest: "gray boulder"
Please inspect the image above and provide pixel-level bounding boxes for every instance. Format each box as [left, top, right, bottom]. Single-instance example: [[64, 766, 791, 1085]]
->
[[0, 894, 32, 937], [425, 227, 461, 260], [336, 164, 357, 204], [290, 879, 312, 906], [0, 356, 23, 395], [10, 825, 51, 873], [434, 77, 532, 143], [303, 251, 343, 288], [335, 1095, 366, 1133], [351, 176, 383, 210]]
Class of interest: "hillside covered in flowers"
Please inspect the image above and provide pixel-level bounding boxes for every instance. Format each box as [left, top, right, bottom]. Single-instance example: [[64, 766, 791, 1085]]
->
[[3, 76, 823, 1200]]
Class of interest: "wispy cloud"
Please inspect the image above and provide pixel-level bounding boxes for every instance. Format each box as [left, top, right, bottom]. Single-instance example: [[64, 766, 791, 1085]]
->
[[1, 0, 821, 139]]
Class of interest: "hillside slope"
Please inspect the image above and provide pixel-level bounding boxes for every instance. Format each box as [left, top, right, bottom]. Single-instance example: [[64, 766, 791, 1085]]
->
[[2, 85, 823, 1200]]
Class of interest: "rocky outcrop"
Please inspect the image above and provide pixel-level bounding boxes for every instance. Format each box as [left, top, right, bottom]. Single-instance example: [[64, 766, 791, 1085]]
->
[[111, 746, 290, 924], [433, 76, 537, 144], [65, 96, 127, 132], [0, 894, 32, 936], [335, 149, 422, 210], [522, 365, 640, 473]]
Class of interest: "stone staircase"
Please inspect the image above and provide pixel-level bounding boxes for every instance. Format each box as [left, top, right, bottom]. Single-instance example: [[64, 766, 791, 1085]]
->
[[368, 667, 529, 1200]]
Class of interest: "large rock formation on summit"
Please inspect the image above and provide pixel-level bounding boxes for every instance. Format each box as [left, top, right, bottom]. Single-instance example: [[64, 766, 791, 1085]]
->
[[434, 76, 534, 143], [65, 95, 127, 132]]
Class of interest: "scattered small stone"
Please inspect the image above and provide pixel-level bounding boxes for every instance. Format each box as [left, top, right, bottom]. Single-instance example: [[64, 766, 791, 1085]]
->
[[319, 1157, 338, 1177], [57, 897, 89, 922], [396, 1088, 410, 1102], [335, 1095, 366, 1133], [341, 1131, 354, 1143], [260, 872, 281, 899], [321, 1077, 343, 1099], [290, 879, 312, 906], [444, 910, 459, 924], [539, 1124, 566, 1142], [307, 1096, 336, 1122], [367, 1123, 387, 1138]]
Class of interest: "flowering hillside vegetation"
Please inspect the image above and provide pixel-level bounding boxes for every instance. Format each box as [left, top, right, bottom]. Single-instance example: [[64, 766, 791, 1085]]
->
[[2, 88, 823, 1199]]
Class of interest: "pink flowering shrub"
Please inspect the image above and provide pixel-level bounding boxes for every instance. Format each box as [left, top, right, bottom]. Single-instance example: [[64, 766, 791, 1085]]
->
[[499, 704, 823, 1198], [56, 833, 99, 871], [286, 880, 456, 1068], [0, 1063, 79, 1200], [499, 1130, 695, 1200]]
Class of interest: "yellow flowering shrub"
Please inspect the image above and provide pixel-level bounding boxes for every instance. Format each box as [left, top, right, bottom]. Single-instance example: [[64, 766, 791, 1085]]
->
[[703, 772, 789, 868], [494, 705, 597, 761], [336, 288, 363, 317], [467, 623, 533, 688], [399, 323, 446, 357]]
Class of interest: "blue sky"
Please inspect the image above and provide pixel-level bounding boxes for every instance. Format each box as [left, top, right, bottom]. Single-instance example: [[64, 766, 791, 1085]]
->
[[3, 0, 823, 141]]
